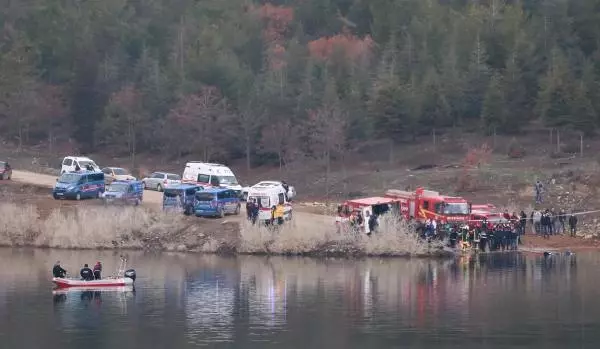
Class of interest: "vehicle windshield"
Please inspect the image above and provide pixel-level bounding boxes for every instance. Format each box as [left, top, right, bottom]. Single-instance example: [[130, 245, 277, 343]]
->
[[443, 202, 470, 215], [249, 196, 270, 208], [78, 161, 97, 169], [167, 174, 181, 180], [164, 189, 182, 198], [196, 192, 215, 201], [112, 168, 128, 175], [58, 173, 81, 183], [217, 176, 238, 185], [107, 183, 129, 192]]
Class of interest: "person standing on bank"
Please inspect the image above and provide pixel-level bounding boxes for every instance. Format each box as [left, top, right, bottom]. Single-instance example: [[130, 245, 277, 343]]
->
[[568, 212, 578, 237]]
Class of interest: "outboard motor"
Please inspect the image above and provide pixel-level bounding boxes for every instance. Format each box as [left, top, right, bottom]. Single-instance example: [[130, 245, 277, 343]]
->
[[124, 269, 136, 282]]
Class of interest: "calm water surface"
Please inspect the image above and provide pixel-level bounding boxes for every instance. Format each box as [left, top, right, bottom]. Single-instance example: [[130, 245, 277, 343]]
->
[[0, 248, 599, 348]]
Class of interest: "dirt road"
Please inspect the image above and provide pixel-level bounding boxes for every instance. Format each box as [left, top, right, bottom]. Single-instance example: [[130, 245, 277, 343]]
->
[[12, 170, 166, 208], [10, 170, 332, 224]]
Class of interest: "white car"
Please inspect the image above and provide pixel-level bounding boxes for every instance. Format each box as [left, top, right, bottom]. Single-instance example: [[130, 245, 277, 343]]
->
[[60, 156, 100, 174], [141, 172, 182, 192], [241, 181, 295, 201]]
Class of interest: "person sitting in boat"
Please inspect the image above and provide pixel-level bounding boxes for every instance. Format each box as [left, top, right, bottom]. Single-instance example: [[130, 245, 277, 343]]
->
[[80, 264, 94, 281], [52, 261, 67, 278], [93, 261, 102, 280]]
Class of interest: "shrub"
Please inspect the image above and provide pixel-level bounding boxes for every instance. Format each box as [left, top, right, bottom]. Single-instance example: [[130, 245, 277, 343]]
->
[[507, 138, 525, 159]]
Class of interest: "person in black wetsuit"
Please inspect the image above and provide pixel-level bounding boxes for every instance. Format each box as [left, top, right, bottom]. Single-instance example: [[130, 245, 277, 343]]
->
[[80, 264, 94, 281], [52, 261, 67, 278]]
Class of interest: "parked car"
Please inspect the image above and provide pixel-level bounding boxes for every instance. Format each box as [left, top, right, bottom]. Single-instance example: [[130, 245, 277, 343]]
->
[[162, 184, 203, 215], [142, 172, 182, 192], [52, 171, 105, 200], [102, 180, 144, 206], [194, 188, 241, 218], [241, 181, 295, 201], [101, 167, 136, 184], [60, 156, 100, 174], [0, 161, 12, 180]]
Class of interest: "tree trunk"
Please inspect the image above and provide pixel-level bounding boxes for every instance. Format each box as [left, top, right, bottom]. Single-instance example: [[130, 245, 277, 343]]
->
[[245, 134, 251, 171], [325, 150, 330, 205], [48, 127, 54, 155]]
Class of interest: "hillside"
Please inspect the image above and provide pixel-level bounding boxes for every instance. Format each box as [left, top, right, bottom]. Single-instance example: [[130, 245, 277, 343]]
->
[[2, 0, 600, 174]]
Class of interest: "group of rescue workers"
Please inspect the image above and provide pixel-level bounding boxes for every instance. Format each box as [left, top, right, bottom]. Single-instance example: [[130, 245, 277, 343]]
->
[[52, 261, 103, 280]]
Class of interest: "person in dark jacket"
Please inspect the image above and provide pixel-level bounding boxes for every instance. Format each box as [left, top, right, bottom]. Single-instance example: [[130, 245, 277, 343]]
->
[[558, 209, 566, 234], [80, 264, 94, 281], [568, 212, 578, 237], [519, 211, 527, 236], [251, 200, 259, 225], [368, 213, 378, 235], [52, 261, 67, 278], [246, 200, 254, 220], [93, 261, 102, 280]]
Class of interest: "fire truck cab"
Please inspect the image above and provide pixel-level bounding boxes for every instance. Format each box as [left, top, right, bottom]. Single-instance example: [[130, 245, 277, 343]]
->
[[470, 204, 504, 226], [384, 187, 471, 224], [336, 197, 399, 234]]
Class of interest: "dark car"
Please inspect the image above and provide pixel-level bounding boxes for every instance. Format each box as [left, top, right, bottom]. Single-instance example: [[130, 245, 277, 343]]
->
[[0, 161, 12, 180]]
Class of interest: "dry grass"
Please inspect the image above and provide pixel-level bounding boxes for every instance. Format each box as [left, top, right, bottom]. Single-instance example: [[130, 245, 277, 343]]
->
[[0, 203, 193, 249], [239, 213, 444, 257]]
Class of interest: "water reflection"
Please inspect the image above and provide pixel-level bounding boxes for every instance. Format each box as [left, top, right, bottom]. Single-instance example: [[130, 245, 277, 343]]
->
[[0, 248, 597, 348]]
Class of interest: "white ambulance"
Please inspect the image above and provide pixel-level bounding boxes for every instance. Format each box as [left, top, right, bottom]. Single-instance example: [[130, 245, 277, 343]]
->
[[247, 181, 293, 223], [182, 162, 243, 196]]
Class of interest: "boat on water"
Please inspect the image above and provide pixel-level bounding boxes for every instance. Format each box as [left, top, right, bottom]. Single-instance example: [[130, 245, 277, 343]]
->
[[52, 258, 136, 289]]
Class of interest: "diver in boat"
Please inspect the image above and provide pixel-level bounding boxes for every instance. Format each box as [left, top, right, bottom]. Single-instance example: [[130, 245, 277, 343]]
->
[[80, 264, 94, 281], [93, 261, 102, 280], [52, 261, 67, 278]]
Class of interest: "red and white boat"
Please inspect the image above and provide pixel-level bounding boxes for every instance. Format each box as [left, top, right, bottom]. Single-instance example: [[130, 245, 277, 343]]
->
[[52, 258, 136, 289], [52, 276, 134, 289]]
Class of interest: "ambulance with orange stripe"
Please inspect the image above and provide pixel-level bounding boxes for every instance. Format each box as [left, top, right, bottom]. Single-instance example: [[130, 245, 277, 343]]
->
[[384, 187, 471, 224]]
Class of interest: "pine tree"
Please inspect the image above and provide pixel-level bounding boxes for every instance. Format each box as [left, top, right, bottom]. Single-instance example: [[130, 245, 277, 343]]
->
[[481, 73, 506, 133]]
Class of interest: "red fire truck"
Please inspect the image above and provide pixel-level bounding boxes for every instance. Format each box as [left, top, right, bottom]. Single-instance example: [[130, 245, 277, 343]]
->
[[383, 187, 471, 224], [469, 204, 505, 227]]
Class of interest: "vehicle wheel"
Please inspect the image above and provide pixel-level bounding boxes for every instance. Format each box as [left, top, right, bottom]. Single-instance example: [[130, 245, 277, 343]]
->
[[75, 193, 81, 201], [218, 208, 225, 218], [0, 173, 4, 180], [53, 194, 59, 200], [184, 206, 192, 216], [96, 191, 102, 199], [135, 199, 140, 206], [157, 184, 163, 192], [7, 173, 10, 180], [142, 181, 147, 189], [234, 204, 240, 215]]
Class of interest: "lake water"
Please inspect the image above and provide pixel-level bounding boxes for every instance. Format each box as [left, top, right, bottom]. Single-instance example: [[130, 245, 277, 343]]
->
[[0, 248, 599, 348]]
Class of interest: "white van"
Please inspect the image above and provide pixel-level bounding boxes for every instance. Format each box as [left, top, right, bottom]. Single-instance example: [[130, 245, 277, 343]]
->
[[247, 182, 293, 223], [60, 156, 100, 174], [182, 162, 242, 195]]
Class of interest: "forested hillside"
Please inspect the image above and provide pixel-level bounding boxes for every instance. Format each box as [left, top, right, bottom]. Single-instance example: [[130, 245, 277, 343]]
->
[[1, 0, 600, 169]]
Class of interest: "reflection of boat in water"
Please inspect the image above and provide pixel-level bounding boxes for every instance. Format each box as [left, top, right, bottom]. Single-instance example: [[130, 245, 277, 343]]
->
[[52, 257, 136, 289], [52, 286, 135, 295]]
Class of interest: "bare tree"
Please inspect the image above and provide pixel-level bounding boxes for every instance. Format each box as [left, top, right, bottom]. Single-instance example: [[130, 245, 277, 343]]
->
[[37, 85, 69, 154], [307, 102, 347, 203], [104, 85, 144, 171], [168, 86, 230, 162]]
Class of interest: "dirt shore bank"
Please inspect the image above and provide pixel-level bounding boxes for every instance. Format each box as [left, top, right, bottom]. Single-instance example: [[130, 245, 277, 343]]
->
[[1, 176, 598, 255]]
